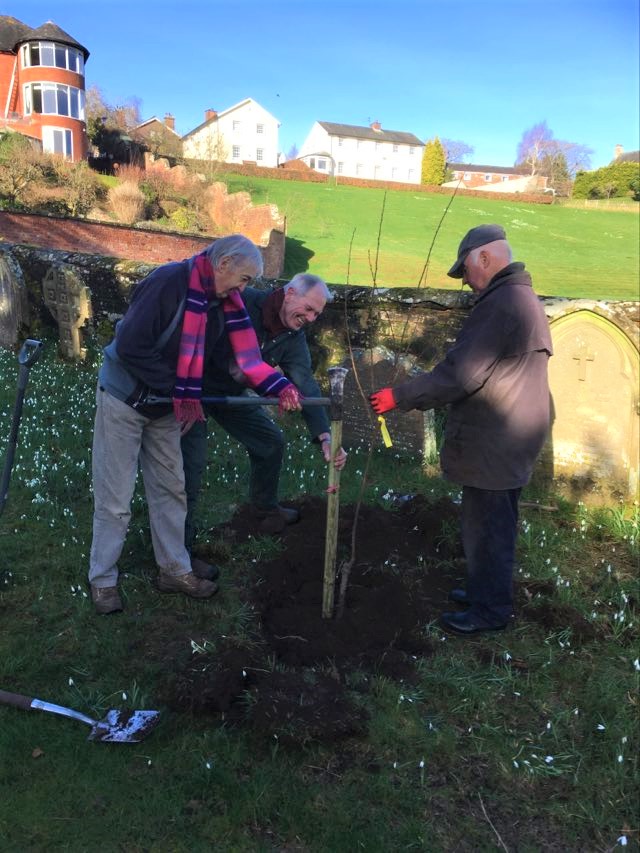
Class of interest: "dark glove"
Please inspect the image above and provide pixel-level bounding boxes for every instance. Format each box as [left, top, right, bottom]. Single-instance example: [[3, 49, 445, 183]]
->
[[369, 387, 397, 414]]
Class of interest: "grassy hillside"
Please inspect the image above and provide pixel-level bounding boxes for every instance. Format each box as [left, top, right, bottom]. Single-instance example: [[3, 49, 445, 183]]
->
[[223, 174, 639, 300]]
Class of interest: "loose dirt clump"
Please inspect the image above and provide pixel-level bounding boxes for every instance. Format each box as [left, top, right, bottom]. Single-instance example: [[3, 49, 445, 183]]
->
[[162, 495, 464, 743], [160, 494, 577, 744]]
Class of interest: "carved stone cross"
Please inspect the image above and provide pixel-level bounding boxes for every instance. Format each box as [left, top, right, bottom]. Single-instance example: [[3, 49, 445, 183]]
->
[[572, 343, 595, 381], [42, 265, 93, 360]]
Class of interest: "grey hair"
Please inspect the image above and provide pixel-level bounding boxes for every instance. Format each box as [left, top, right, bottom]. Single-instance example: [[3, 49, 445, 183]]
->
[[467, 240, 512, 266], [205, 234, 264, 276], [284, 273, 333, 302]]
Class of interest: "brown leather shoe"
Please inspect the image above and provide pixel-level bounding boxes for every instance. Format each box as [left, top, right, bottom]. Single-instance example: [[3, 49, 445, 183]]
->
[[90, 585, 123, 615], [255, 505, 300, 535], [190, 556, 220, 581], [157, 571, 218, 598]]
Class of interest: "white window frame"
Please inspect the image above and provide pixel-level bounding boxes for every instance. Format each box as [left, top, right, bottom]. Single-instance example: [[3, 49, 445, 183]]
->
[[501, 175, 509, 182], [256, 123, 264, 134], [408, 168, 415, 181], [409, 146, 415, 155], [392, 144, 399, 153], [256, 148, 263, 161], [464, 172, 471, 180], [232, 145, 240, 159], [337, 162, 343, 174], [318, 158, 327, 171], [484, 173, 492, 182], [42, 126, 73, 158], [21, 41, 84, 74], [232, 120, 241, 131], [337, 137, 344, 147], [23, 82, 85, 119]]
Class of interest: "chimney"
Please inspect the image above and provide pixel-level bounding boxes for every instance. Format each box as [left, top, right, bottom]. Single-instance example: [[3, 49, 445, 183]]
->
[[614, 143, 624, 160], [164, 113, 175, 131], [205, 108, 218, 122], [370, 120, 382, 132]]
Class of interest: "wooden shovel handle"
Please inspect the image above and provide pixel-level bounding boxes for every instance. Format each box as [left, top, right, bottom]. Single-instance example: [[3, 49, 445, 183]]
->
[[0, 689, 35, 711]]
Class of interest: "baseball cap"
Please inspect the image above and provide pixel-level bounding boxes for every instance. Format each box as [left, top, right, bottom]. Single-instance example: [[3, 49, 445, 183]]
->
[[447, 224, 507, 278]]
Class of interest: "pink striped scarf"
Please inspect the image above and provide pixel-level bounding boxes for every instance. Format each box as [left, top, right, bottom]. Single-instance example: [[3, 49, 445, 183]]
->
[[173, 252, 292, 422]]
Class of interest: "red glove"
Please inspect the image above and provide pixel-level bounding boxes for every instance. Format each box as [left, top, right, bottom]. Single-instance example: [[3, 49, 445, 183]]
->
[[369, 387, 397, 414], [278, 384, 302, 414]]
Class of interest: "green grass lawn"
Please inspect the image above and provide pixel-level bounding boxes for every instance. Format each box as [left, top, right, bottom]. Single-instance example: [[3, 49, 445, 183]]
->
[[222, 174, 640, 300], [0, 342, 638, 851]]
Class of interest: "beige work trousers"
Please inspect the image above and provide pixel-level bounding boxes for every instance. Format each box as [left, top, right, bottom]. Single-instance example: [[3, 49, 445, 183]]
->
[[89, 386, 191, 587]]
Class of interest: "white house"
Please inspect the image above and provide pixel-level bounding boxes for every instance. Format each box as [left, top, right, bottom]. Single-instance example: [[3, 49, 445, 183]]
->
[[298, 121, 424, 184], [182, 98, 280, 168]]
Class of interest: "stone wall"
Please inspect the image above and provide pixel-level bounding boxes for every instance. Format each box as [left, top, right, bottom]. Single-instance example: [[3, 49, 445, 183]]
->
[[1, 240, 638, 503]]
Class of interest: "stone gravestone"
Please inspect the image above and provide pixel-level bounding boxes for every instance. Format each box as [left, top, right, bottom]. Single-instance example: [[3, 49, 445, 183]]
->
[[341, 347, 433, 457], [0, 250, 28, 349], [42, 264, 93, 360], [545, 308, 639, 501]]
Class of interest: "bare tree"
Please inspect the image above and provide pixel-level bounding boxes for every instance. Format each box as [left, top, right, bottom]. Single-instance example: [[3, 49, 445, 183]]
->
[[516, 121, 554, 175], [441, 138, 474, 163], [286, 143, 299, 160], [516, 121, 592, 178]]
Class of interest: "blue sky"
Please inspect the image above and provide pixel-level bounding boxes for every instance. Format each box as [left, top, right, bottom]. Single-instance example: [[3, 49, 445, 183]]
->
[[12, 0, 640, 169]]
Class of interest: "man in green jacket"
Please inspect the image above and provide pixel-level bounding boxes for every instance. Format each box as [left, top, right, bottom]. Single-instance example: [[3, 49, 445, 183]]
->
[[181, 273, 347, 566]]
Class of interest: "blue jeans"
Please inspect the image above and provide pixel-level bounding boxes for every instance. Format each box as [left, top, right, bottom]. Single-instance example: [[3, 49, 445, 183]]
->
[[181, 401, 284, 550], [461, 485, 521, 627]]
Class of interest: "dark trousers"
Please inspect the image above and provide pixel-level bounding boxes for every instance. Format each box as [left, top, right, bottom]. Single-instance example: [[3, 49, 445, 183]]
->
[[181, 402, 284, 550], [461, 485, 521, 627]]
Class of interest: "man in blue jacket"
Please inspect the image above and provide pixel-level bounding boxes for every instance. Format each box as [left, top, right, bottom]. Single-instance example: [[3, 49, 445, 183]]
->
[[89, 235, 301, 614], [370, 225, 552, 635], [181, 273, 347, 558]]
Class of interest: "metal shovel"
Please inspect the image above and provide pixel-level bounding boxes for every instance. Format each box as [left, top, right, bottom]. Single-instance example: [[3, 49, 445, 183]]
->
[[0, 338, 43, 518], [0, 688, 160, 743]]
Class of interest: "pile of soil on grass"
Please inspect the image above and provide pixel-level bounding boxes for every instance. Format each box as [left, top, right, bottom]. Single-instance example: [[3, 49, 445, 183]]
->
[[162, 495, 466, 743], [161, 494, 592, 744]]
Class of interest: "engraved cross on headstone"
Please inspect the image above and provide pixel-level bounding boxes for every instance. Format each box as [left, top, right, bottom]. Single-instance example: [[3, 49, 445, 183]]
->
[[572, 343, 595, 381]]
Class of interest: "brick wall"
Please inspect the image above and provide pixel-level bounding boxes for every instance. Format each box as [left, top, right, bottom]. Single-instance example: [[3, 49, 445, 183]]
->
[[0, 210, 285, 278], [213, 163, 554, 203]]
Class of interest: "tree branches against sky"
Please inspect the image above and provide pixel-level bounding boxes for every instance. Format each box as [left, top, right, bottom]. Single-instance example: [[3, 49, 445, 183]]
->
[[16, 0, 640, 167]]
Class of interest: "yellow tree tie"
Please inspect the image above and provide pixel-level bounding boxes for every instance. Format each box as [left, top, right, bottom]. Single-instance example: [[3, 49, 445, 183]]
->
[[378, 415, 393, 448]]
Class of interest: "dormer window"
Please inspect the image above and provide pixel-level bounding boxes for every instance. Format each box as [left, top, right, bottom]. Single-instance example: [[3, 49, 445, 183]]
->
[[21, 41, 84, 74]]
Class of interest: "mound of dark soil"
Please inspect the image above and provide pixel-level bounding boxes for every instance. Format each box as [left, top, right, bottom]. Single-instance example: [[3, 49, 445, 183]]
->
[[163, 495, 465, 742], [161, 494, 590, 744]]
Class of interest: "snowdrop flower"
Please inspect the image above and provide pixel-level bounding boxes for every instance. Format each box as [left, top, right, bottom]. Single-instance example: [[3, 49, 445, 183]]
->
[[205, 761, 212, 770], [68, 677, 74, 686], [418, 759, 424, 769], [617, 755, 624, 764], [618, 836, 628, 846], [545, 756, 554, 764], [122, 692, 127, 701], [597, 724, 606, 731]]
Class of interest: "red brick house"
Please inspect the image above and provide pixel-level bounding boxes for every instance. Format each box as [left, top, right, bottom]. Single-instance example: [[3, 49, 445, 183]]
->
[[0, 15, 89, 161], [443, 162, 548, 192]]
